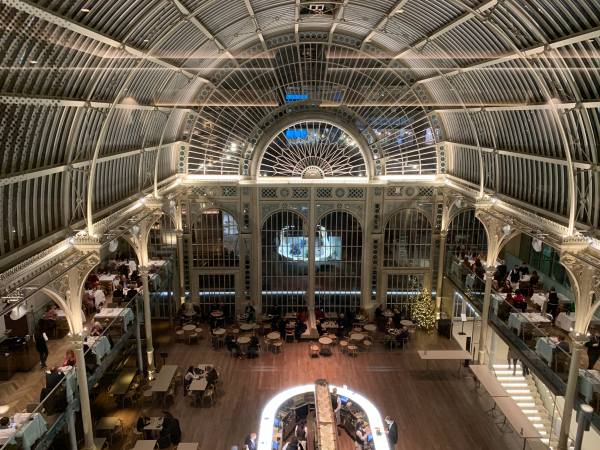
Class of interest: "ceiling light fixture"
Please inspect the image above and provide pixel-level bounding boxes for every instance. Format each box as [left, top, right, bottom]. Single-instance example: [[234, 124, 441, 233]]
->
[[80, 8, 91, 13]]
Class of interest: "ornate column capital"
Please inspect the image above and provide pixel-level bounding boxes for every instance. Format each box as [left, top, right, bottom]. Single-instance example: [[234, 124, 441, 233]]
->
[[568, 331, 588, 349], [138, 265, 149, 277], [69, 332, 85, 350], [175, 229, 184, 238]]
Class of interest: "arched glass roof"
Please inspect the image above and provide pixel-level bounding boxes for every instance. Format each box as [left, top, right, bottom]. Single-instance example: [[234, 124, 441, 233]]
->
[[1, 0, 599, 262]]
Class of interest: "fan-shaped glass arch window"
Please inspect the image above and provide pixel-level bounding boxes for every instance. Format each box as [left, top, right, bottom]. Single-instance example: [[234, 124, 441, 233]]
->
[[383, 210, 432, 268], [315, 211, 362, 311], [262, 211, 308, 312], [259, 121, 367, 178], [191, 209, 239, 267]]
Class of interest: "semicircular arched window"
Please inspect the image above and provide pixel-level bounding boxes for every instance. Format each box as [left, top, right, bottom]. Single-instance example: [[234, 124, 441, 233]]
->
[[259, 120, 367, 178]]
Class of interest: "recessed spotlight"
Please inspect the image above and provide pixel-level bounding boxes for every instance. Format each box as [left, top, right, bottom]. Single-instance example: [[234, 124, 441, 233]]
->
[[80, 8, 90, 13], [143, 39, 149, 43], [29, 60, 37, 64]]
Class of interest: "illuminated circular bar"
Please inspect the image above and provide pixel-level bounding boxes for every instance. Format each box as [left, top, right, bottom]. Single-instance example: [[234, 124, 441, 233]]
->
[[257, 382, 390, 450]]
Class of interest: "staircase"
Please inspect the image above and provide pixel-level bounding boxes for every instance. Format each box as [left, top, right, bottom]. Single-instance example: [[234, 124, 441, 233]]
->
[[492, 363, 560, 449]]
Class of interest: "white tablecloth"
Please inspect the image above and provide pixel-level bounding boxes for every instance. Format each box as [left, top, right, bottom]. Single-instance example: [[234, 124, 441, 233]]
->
[[95, 307, 135, 330], [86, 335, 112, 363], [508, 312, 551, 334], [535, 337, 557, 365], [578, 369, 600, 403], [13, 413, 48, 450]]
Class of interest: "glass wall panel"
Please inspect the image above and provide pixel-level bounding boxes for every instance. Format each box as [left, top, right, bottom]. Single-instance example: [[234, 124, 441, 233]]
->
[[385, 274, 423, 317], [262, 210, 308, 312], [383, 209, 432, 268], [315, 211, 362, 312], [198, 273, 236, 316], [191, 209, 240, 267]]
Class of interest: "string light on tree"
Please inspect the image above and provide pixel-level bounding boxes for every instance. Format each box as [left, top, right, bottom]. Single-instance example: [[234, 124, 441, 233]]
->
[[413, 288, 436, 332]]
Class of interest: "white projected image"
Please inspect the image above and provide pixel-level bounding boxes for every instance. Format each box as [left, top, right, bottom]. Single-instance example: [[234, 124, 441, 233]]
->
[[277, 226, 341, 261]]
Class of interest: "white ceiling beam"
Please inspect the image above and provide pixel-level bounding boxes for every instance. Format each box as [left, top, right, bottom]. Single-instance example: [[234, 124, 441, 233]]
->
[[328, 0, 350, 45], [444, 141, 592, 169], [2, 0, 211, 84], [395, 0, 498, 58], [0, 142, 182, 186], [417, 26, 600, 84], [361, 0, 410, 50], [243, 0, 268, 51], [434, 101, 600, 112], [171, 0, 233, 59], [0, 93, 197, 113]]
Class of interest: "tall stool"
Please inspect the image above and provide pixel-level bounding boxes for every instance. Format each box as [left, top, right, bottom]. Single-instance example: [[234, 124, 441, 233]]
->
[[347, 345, 358, 357], [339, 340, 348, 354]]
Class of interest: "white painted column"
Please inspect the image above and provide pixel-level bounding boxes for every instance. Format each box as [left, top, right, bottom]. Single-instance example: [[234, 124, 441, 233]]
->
[[134, 295, 144, 373], [436, 230, 448, 312], [139, 266, 155, 376], [67, 411, 77, 450], [477, 268, 494, 364], [558, 337, 586, 450], [176, 229, 186, 304], [72, 334, 95, 450], [307, 190, 316, 311]]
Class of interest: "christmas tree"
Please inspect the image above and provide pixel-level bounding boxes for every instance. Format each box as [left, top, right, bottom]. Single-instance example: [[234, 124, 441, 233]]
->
[[412, 288, 436, 332]]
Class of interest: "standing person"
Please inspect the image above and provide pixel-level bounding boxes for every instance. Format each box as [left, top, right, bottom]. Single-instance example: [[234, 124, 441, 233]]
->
[[244, 432, 257, 450], [585, 332, 600, 369], [354, 421, 367, 450], [34, 322, 49, 368], [331, 388, 342, 435], [295, 419, 307, 450], [385, 416, 398, 450], [507, 346, 519, 376], [546, 288, 560, 321]]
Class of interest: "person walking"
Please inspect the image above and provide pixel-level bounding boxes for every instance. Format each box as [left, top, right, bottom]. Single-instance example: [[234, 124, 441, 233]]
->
[[385, 416, 398, 450], [34, 322, 49, 368]]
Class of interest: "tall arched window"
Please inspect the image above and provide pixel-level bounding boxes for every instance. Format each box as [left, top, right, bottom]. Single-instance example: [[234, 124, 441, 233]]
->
[[315, 211, 362, 311], [191, 209, 240, 268], [446, 209, 488, 261], [191, 209, 240, 315], [384, 209, 432, 268], [262, 211, 308, 312], [148, 214, 177, 260]]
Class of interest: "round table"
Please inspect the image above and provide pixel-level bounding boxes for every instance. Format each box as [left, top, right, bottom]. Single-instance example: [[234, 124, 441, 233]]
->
[[266, 331, 280, 340], [240, 323, 256, 331], [194, 328, 203, 334], [383, 311, 394, 317], [363, 324, 377, 332], [182, 324, 196, 332], [400, 320, 414, 327], [349, 333, 365, 342], [319, 337, 333, 345], [212, 328, 226, 336], [237, 336, 251, 344]]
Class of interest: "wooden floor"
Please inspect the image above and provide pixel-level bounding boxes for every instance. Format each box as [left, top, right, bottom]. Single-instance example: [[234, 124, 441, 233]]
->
[[92, 325, 526, 450]]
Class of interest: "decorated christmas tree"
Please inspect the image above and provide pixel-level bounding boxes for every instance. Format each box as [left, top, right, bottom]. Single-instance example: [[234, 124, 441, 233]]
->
[[412, 288, 436, 332]]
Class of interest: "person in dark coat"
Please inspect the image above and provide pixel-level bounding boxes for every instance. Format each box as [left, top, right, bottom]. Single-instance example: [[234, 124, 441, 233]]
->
[[586, 332, 600, 369], [34, 323, 49, 368], [385, 416, 398, 450]]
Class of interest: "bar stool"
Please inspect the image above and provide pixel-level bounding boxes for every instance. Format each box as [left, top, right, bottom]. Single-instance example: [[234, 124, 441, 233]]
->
[[272, 340, 283, 353], [347, 345, 358, 357], [175, 329, 185, 343], [362, 339, 373, 352], [339, 340, 348, 354]]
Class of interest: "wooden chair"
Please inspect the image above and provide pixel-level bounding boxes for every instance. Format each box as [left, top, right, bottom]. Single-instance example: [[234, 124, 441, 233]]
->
[[202, 386, 215, 406], [309, 345, 320, 358], [188, 332, 199, 344], [339, 340, 348, 354], [285, 329, 295, 343], [272, 340, 283, 353], [362, 339, 373, 351]]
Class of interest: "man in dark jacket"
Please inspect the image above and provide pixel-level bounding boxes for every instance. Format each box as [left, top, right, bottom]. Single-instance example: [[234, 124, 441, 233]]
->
[[586, 332, 600, 369], [385, 416, 398, 450]]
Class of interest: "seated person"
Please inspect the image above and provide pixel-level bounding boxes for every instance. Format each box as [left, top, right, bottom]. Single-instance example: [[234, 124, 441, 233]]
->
[[512, 291, 527, 312], [136, 416, 150, 433], [555, 335, 571, 354], [89, 321, 104, 336], [206, 367, 219, 386], [0, 417, 10, 429], [126, 287, 138, 301], [519, 262, 530, 275], [183, 366, 196, 393], [225, 335, 240, 357], [395, 327, 410, 346], [529, 270, 540, 287], [112, 284, 125, 301], [315, 308, 325, 321], [43, 304, 58, 321], [63, 349, 77, 367], [46, 367, 66, 390], [247, 336, 259, 359]]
